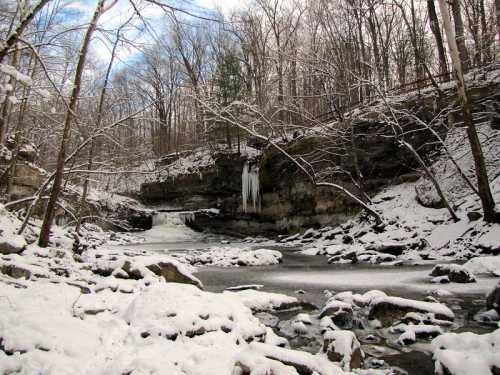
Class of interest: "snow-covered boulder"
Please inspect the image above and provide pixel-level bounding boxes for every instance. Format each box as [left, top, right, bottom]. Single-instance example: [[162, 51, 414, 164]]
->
[[322, 330, 364, 371], [237, 342, 346, 375], [464, 256, 500, 277], [391, 324, 443, 345], [319, 300, 354, 329], [226, 289, 315, 313], [0, 235, 26, 255], [189, 247, 282, 267], [368, 296, 454, 326], [124, 283, 266, 341], [432, 330, 500, 375], [430, 264, 476, 283], [145, 260, 203, 288]]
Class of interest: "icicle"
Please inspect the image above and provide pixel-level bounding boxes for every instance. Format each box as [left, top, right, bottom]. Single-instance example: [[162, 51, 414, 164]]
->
[[242, 161, 260, 213]]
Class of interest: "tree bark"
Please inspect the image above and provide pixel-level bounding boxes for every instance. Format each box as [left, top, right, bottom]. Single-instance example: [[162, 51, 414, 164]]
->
[[427, 0, 449, 80], [38, 0, 110, 247], [450, 0, 471, 70], [438, 0, 498, 223]]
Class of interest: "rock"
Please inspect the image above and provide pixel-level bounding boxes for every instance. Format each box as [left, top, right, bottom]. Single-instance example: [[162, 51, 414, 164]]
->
[[431, 276, 450, 284], [0, 236, 27, 255], [430, 264, 476, 283], [225, 284, 264, 292], [146, 261, 203, 289], [368, 296, 454, 326], [323, 330, 364, 371], [366, 242, 406, 256], [486, 283, 500, 315], [328, 250, 357, 264], [1, 263, 31, 279], [467, 211, 482, 221], [319, 300, 353, 329], [342, 235, 354, 244], [122, 260, 145, 280]]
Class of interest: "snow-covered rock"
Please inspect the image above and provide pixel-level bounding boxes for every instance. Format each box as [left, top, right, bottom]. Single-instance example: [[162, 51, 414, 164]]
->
[[432, 329, 500, 375], [322, 330, 364, 371], [391, 324, 443, 345], [188, 246, 282, 267], [464, 256, 500, 276], [368, 296, 454, 326], [226, 289, 314, 313], [430, 264, 476, 283]]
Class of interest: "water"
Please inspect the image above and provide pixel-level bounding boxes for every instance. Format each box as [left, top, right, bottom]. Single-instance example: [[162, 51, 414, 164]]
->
[[126, 217, 496, 375]]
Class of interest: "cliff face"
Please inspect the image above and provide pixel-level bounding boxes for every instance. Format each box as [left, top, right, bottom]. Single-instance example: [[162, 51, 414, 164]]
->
[[139, 74, 500, 236]]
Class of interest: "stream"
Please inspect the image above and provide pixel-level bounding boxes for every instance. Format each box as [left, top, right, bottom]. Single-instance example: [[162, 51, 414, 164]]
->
[[121, 213, 496, 375]]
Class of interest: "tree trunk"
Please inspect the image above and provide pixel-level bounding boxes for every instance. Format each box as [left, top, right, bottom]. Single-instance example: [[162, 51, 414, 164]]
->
[[427, 0, 449, 80], [450, 0, 471, 70], [38, 0, 110, 247], [438, 0, 498, 223]]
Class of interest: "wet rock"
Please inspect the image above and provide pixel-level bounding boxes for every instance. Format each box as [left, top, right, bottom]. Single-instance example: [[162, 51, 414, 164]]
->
[[319, 300, 353, 329], [486, 283, 500, 315], [430, 264, 476, 283], [342, 235, 354, 244], [323, 330, 364, 371], [366, 242, 406, 256], [467, 211, 482, 221]]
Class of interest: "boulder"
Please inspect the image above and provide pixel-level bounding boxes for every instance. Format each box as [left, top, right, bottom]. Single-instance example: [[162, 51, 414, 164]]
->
[[368, 296, 454, 326], [486, 282, 500, 315], [319, 300, 354, 329], [0, 235, 26, 255], [1, 263, 31, 279], [430, 264, 476, 283], [323, 330, 364, 371], [146, 261, 203, 289]]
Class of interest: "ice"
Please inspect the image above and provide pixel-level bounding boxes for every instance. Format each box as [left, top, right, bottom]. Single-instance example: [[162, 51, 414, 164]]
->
[[242, 161, 260, 213]]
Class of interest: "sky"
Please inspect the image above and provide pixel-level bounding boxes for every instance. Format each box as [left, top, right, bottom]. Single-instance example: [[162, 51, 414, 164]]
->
[[62, 0, 246, 65]]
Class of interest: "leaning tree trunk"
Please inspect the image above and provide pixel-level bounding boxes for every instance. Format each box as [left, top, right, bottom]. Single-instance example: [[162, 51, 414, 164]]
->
[[438, 0, 498, 223], [38, 0, 109, 247]]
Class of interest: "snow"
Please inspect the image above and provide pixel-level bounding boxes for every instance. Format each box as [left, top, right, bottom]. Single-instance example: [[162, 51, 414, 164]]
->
[[323, 330, 363, 371], [225, 289, 300, 312], [464, 256, 500, 276], [187, 246, 282, 267], [0, 64, 33, 86], [432, 329, 500, 375], [370, 296, 455, 320], [476, 226, 500, 250], [426, 220, 473, 250]]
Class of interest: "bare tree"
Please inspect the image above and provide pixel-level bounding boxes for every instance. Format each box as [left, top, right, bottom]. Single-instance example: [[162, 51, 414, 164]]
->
[[38, 0, 117, 247], [438, 0, 498, 222]]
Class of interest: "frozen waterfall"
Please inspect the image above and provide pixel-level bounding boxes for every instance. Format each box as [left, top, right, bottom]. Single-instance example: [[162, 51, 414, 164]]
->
[[242, 161, 260, 213]]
